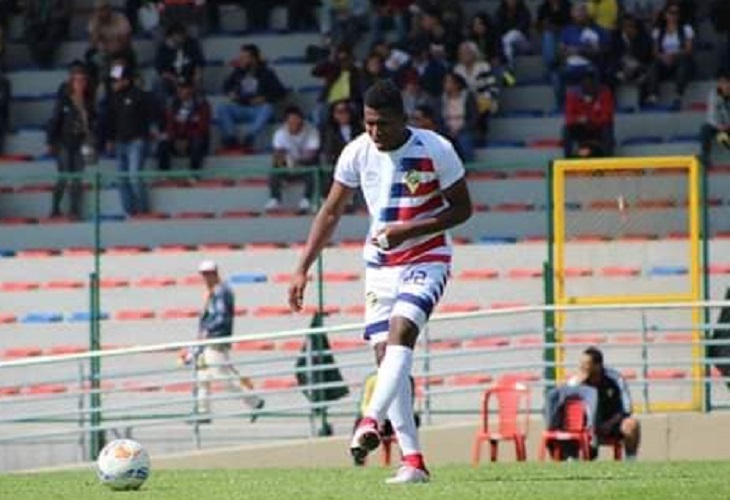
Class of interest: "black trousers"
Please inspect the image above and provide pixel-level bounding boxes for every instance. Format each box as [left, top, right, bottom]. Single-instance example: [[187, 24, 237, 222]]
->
[[268, 169, 315, 201], [157, 137, 207, 171], [52, 145, 84, 219], [563, 124, 614, 158]]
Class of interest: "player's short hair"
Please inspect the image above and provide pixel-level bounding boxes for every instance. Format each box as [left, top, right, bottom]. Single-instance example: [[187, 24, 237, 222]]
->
[[241, 43, 261, 61], [364, 79, 404, 116], [283, 104, 304, 119], [583, 347, 604, 366]]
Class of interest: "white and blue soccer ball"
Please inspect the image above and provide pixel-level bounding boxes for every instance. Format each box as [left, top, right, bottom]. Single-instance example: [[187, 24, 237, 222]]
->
[[96, 439, 151, 491]]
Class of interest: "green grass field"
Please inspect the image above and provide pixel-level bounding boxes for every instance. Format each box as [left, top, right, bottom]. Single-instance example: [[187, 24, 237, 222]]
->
[[3, 462, 730, 500]]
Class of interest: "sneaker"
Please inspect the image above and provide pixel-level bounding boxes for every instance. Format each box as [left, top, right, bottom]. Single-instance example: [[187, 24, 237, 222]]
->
[[298, 198, 311, 213], [349, 417, 380, 464], [264, 198, 280, 211], [250, 399, 265, 423], [385, 465, 430, 484]]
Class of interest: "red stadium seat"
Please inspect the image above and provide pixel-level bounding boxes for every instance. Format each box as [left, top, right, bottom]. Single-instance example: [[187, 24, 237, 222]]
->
[[234, 307, 248, 316], [709, 264, 730, 275], [620, 369, 638, 380], [0, 281, 39, 291], [323, 272, 360, 282], [106, 246, 148, 255], [261, 377, 297, 390], [46, 345, 86, 355], [122, 381, 161, 392], [336, 239, 364, 249], [458, 269, 499, 280], [600, 266, 641, 277], [647, 369, 687, 380], [220, 210, 259, 219], [135, 276, 177, 288], [279, 340, 303, 351], [511, 169, 545, 179], [343, 304, 366, 315], [114, 309, 156, 321], [330, 339, 365, 351], [4, 347, 42, 358], [610, 334, 655, 344], [619, 233, 657, 242], [565, 335, 606, 345], [516, 336, 542, 346], [163, 382, 194, 393], [28, 384, 67, 395], [562, 267, 593, 278], [233, 341, 275, 352], [237, 177, 268, 186], [502, 372, 540, 382], [253, 306, 291, 317], [507, 268, 542, 279], [437, 302, 481, 313], [195, 178, 235, 188], [160, 308, 199, 320], [570, 234, 609, 243], [301, 305, 342, 315], [157, 244, 194, 253], [172, 211, 215, 219], [468, 171, 505, 180], [662, 333, 694, 343], [528, 138, 562, 148], [43, 280, 85, 290], [415, 376, 444, 387], [450, 374, 493, 386], [464, 337, 510, 349], [246, 242, 285, 250], [635, 198, 675, 209], [62, 247, 95, 256], [99, 278, 130, 288], [0, 313, 17, 324], [16, 248, 57, 257], [179, 275, 204, 286], [198, 243, 241, 252], [491, 301, 528, 310], [130, 212, 169, 220], [493, 203, 534, 212], [0, 386, 21, 396], [430, 340, 461, 350]]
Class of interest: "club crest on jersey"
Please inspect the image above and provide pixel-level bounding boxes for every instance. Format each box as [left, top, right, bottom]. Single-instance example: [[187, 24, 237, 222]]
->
[[366, 291, 378, 309], [404, 170, 421, 194]]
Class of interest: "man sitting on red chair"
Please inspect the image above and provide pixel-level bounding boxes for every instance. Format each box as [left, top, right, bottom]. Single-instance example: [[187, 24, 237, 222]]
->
[[570, 347, 641, 461]]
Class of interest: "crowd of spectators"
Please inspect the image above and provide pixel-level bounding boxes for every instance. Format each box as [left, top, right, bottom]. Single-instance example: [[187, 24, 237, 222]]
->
[[0, 0, 723, 217]]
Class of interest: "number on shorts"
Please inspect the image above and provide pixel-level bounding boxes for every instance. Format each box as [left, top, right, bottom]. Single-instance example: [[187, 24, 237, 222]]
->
[[402, 269, 427, 285]]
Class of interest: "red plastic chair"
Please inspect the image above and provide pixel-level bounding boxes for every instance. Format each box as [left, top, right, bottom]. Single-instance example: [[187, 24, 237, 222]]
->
[[539, 397, 591, 461], [472, 380, 531, 465]]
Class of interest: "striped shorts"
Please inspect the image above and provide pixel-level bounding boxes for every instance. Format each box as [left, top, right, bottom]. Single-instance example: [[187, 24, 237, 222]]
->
[[363, 262, 450, 345]]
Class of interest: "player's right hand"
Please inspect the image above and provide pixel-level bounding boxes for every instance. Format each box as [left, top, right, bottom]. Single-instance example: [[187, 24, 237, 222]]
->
[[288, 271, 308, 312]]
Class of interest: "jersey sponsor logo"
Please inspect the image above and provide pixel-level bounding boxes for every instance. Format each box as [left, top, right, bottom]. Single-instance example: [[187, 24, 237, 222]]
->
[[404, 170, 421, 194]]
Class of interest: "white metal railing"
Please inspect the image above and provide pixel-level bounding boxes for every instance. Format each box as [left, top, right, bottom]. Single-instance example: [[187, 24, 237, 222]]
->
[[1, 300, 730, 471]]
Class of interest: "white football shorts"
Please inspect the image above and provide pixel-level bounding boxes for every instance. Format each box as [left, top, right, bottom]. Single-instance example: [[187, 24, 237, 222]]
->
[[363, 262, 450, 345]]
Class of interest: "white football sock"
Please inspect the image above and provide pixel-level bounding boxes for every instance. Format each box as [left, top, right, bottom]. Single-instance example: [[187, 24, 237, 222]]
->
[[365, 345, 413, 423], [387, 375, 420, 456]]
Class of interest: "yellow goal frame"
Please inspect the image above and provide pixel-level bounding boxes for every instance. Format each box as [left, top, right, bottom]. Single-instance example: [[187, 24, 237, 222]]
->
[[551, 156, 703, 412]]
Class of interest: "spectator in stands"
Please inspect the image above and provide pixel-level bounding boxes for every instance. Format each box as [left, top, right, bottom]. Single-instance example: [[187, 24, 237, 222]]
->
[[644, 3, 694, 106], [700, 70, 730, 168], [439, 72, 477, 162], [399, 68, 433, 121], [107, 65, 153, 216], [154, 23, 205, 105], [552, 3, 603, 107], [322, 99, 363, 210], [612, 14, 653, 104], [24, 0, 70, 68], [709, 0, 729, 72], [495, 0, 532, 73], [414, 0, 463, 41], [587, 0, 619, 34], [411, 103, 438, 130], [160, 0, 204, 34], [467, 12, 513, 87], [571, 347, 640, 461], [537, 0, 572, 76], [372, 40, 411, 76], [47, 66, 95, 220], [265, 105, 320, 213], [454, 40, 499, 141], [311, 43, 363, 127], [88, 0, 134, 67], [158, 77, 211, 172], [563, 71, 614, 158], [410, 6, 460, 63], [663, 0, 695, 28], [217, 44, 286, 150], [371, 0, 414, 45], [322, 0, 368, 47], [287, 0, 319, 32], [361, 53, 389, 91], [407, 37, 448, 100]]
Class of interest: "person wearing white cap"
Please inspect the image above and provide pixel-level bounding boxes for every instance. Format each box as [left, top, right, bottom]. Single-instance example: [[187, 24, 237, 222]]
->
[[191, 259, 264, 422]]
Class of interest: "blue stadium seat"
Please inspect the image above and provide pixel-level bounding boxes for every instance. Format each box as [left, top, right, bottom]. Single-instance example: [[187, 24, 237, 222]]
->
[[21, 312, 63, 324], [667, 134, 699, 143], [0, 249, 16, 257], [67, 312, 110, 322], [478, 236, 518, 245], [230, 273, 268, 284], [621, 136, 664, 146], [648, 265, 689, 277]]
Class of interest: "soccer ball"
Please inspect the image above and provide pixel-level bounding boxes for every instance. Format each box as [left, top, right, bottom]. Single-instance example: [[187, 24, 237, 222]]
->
[[96, 439, 151, 491]]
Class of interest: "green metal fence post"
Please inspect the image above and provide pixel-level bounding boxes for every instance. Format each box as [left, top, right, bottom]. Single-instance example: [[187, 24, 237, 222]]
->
[[88, 171, 103, 458], [543, 161, 556, 391], [701, 158, 711, 412]]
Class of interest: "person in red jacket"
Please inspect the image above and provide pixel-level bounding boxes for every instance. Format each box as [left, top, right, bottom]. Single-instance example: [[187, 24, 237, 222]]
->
[[158, 77, 210, 172], [562, 72, 615, 158]]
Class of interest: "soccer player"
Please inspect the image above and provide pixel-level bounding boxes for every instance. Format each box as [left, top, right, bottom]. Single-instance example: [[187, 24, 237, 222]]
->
[[288, 80, 472, 484]]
